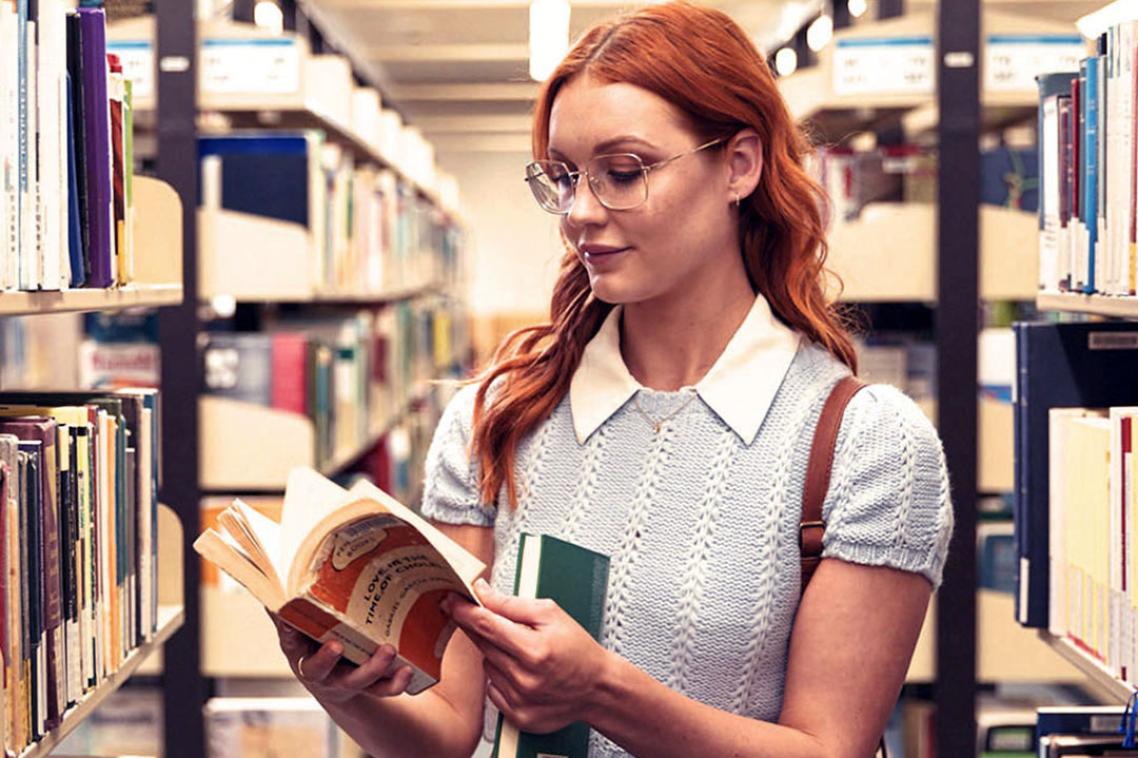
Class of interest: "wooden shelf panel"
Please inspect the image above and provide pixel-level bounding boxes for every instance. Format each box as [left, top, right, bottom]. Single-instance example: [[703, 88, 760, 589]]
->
[[200, 385, 430, 492], [1037, 292, 1138, 318], [906, 590, 1086, 683], [19, 605, 184, 758], [1038, 631, 1136, 702], [827, 204, 1037, 302]]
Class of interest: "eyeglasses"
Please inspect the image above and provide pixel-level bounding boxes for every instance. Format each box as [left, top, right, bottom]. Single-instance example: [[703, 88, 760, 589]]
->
[[524, 138, 724, 215]]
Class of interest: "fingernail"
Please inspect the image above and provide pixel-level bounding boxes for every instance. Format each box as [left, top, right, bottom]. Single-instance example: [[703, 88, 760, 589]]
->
[[440, 596, 453, 614], [475, 578, 489, 591]]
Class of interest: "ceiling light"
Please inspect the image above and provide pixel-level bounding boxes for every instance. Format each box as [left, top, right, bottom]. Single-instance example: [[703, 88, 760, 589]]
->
[[848, 0, 868, 18], [529, 0, 570, 82], [775, 47, 798, 77], [253, 0, 283, 33], [806, 14, 833, 52]]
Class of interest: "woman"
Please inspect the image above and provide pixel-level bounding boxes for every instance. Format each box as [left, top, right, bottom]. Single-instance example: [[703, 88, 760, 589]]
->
[[273, 3, 953, 756]]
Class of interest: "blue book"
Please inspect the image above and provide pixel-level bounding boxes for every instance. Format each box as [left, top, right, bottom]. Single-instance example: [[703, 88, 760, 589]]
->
[[1036, 706, 1126, 744], [64, 70, 85, 287], [197, 133, 316, 226], [1014, 321, 1138, 628], [1085, 55, 1100, 294]]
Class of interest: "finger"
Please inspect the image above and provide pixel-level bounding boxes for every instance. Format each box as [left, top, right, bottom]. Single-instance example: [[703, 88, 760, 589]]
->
[[449, 602, 536, 661], [464, 630, 525, 679], [475, 580, 555, 626], [268, 613, 309, 656], [298, 639, 343, 683], [486, 678, 517, 719], [364, 665, 415, 699], [334, 644, 398, 691], [484, 659, 527, 707]]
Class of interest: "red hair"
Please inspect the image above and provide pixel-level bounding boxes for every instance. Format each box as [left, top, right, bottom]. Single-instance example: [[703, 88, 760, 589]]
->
[[471, 1, 857, 508]]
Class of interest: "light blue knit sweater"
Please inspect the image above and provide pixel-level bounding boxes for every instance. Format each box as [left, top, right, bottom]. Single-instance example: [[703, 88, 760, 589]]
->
[[421, 340, 953, 756]]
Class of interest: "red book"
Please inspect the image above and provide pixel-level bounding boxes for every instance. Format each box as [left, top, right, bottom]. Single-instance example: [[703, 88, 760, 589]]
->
[[271, 333, 310, 417]]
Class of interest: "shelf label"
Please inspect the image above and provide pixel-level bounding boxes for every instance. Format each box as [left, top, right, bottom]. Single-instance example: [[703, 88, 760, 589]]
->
[[832, 36, 934, 96], [106, 37, 302, 99], [107, 40, 155, 99], [985, 35, 1085, 93], [201, 38, 301, 95]]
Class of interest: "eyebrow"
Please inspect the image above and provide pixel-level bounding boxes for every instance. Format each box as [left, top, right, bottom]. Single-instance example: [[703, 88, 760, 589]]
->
[[548, 134, 659, 161]]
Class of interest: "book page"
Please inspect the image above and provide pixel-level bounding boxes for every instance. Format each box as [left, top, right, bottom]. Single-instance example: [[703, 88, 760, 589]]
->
[[278, 467, 352, 579], [224, 499, 285, 590], [347, 479, 486, 592]]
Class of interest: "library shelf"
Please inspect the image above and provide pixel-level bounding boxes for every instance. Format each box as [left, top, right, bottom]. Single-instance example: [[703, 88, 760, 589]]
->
[[1037, 631, 1136, 703], [826, 204, 1037, 302], [19, 606, 184, 758], [200, 384, 433, 491], [0, 175, 184, 316], [905, 591, 1084, 684], [21, 503, 186, 756], [0, 284, 183, 316], [197, 207, 442, 304], [106, 18, 459, 218], [1037, 292, 1138, 319], [777, 9, 1083, 142]]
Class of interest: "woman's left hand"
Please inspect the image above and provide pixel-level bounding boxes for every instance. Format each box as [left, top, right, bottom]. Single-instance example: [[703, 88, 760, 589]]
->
[[443, 578, 612, 734]]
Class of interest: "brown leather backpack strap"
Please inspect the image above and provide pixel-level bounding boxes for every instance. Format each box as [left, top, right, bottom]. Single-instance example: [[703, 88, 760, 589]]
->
[[800, 375, 867, 595]]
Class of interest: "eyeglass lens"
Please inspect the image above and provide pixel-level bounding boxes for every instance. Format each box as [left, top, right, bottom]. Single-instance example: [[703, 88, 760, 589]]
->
[[527, 154, 649, 213]]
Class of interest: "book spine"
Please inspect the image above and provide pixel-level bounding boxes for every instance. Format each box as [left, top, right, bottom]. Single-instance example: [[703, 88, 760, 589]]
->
[[76, 8, 111, 288]]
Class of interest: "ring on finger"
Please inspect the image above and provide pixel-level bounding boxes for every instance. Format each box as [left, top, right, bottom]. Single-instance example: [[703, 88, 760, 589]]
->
[[297, 655, 309, 680]]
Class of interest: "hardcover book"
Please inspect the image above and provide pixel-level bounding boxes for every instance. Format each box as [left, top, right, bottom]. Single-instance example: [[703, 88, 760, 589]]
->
[[492, 533, 609, 758]]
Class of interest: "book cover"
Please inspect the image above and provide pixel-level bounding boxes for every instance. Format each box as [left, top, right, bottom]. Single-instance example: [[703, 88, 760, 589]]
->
[[1014, 321, 1138, 628], [65, 10, 89, 286], [270, 332, 309, 417], [492, 534, 609, 758], [107, 53, 124, 287], [76, 7, 112, 288], [202, 333, 273, 407], [0, 417, 64, 729], [197, 132, 315, 226]]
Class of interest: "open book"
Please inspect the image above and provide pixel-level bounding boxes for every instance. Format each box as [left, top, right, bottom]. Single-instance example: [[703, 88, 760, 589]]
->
[[192, 467, 486, 695]]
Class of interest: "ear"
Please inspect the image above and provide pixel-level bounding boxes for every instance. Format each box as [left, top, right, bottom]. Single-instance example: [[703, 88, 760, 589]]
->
[[725, 129, 763, 204]]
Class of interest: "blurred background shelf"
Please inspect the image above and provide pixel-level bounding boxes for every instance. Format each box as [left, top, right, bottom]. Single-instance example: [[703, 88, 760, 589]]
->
[[827, 204, 1038, 302]]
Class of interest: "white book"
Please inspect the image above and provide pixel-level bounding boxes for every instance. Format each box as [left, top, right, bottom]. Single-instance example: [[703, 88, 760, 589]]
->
[[1041, 95, 1062, 291], [36, 0, 65, 291], [0, 1, 15, 290], [20, 20, 39, 291]]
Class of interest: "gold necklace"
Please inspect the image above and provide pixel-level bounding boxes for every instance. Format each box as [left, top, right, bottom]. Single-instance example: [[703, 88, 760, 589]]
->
[[632, 391, 697, 434]]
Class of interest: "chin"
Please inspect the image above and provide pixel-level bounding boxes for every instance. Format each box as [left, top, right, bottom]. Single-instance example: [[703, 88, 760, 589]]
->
[[587, 275, 655, 306]]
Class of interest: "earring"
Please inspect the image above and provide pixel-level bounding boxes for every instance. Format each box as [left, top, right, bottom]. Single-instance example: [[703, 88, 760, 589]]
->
[[733, 194, 741, 208]]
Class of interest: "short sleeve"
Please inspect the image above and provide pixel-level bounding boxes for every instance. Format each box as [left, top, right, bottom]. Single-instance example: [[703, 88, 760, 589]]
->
[[420, 383, 497, 527], [820, 383, 954, 588]]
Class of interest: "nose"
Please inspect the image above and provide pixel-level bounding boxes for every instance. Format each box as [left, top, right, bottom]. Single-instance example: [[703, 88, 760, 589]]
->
[[566, 174, 607, 227]]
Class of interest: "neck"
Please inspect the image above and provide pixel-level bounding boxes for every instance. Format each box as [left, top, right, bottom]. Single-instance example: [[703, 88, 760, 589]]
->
[[619, 263, 756, 392]]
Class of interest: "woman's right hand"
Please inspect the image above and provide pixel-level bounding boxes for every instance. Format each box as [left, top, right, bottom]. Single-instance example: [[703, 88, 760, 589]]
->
[[269, 612, 416, 705]]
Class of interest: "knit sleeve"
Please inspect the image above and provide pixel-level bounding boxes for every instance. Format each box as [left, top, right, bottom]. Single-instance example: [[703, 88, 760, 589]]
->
[[420, 383, 496, 528], [820, 383, 954, 589]]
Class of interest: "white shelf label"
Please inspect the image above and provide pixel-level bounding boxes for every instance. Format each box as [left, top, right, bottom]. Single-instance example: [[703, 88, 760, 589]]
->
[[106, 41, 154, 99], [833, 36, 934, 96], [201, 38, 301, 95], [985, 35, 1085, 93], [106, 37, 302, 99]]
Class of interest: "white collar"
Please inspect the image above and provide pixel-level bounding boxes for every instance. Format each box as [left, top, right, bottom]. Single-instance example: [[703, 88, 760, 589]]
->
[[568, 293, 801, 446]]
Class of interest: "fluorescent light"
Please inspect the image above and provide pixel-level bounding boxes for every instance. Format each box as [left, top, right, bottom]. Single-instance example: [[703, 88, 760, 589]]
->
[[529, 0, 570, 82], [775, 47, 798, 77], [806, 14, 833, 52], [253, 0, 283, 33], [1076, 0, 1138, 39], [848, 0, 868, 19]]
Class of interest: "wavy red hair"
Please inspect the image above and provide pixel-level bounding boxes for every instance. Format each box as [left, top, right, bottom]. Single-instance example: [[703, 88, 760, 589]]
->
[[471, 1, 857, 508]]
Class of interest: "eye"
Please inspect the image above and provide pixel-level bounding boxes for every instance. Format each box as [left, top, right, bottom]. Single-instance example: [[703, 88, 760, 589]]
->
[[600, 158, 643, 184]]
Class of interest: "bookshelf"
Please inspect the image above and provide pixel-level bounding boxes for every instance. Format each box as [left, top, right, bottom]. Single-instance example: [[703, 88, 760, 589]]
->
[[22, 504, 185, 758], [1038, 633, 1137, 703], [105, 16, 461, 218], [1036, 292, 1138, 318], [199, 382, 434, 491], [777, 9, 1085, 143]]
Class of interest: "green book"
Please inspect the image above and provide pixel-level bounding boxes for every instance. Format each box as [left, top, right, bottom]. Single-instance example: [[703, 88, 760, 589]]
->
[[491, 533, 609, 758]]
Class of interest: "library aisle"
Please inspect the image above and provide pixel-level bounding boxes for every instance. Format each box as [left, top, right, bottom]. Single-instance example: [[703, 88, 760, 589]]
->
[[5, 0, 1138, 756]]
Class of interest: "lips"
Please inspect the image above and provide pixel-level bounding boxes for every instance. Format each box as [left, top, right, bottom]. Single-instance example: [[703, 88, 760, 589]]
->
[[579, 244, 629, 258]]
